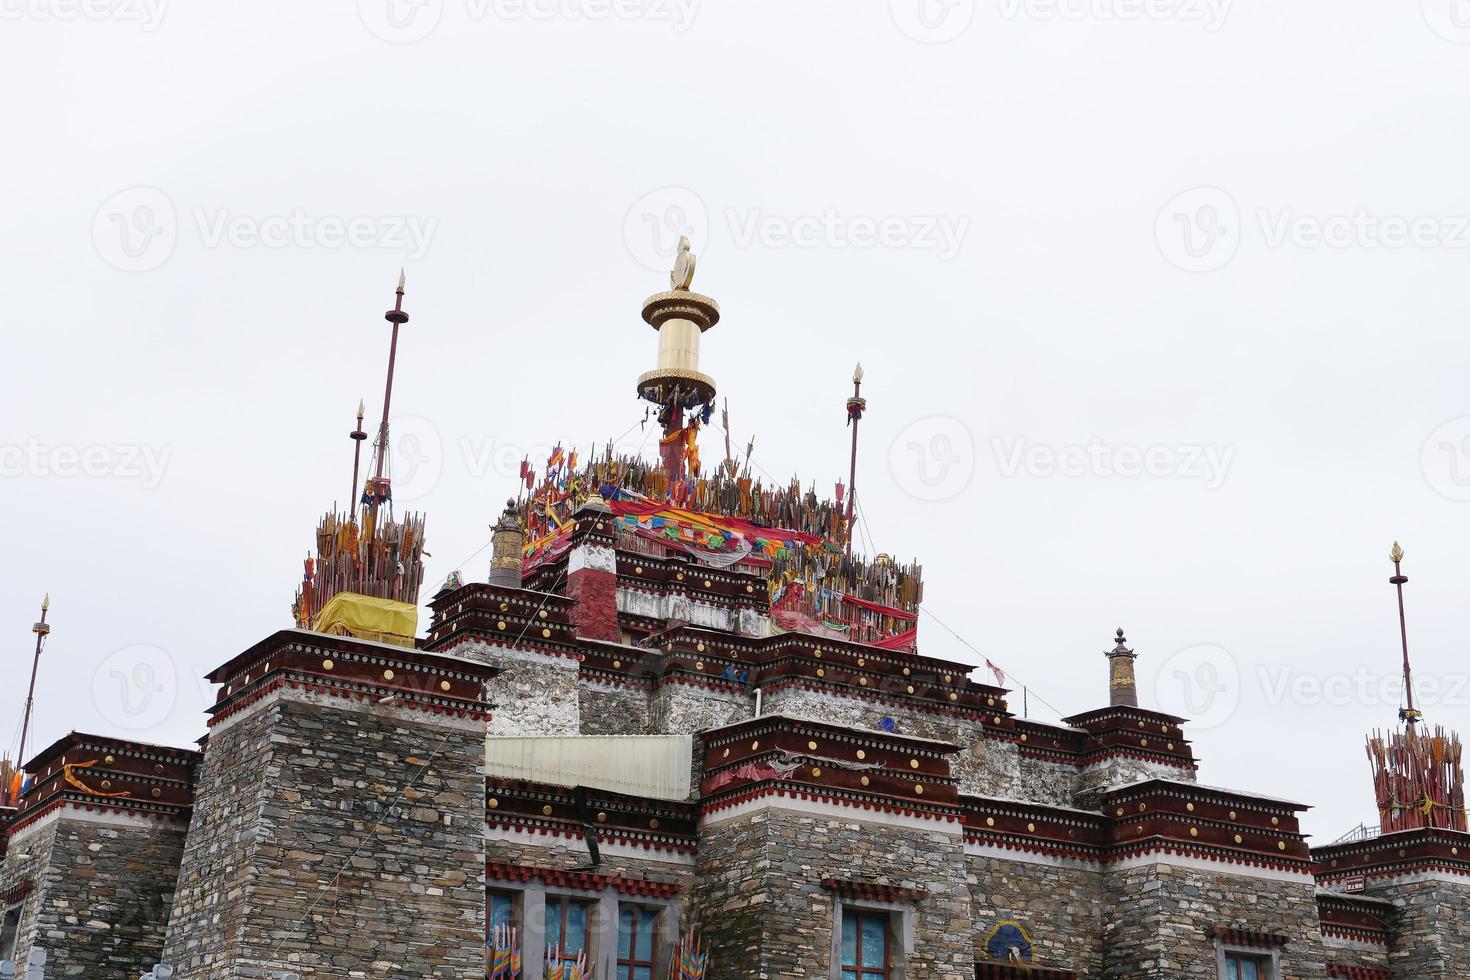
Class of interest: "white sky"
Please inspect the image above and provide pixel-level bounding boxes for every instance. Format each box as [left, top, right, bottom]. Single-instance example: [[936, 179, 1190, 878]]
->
[[3, 0, 1470, 843]]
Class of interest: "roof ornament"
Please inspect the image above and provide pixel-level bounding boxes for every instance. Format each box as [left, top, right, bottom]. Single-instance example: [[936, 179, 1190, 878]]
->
[[671, 235, 696, 291], [1105, 626, 1139, 708]]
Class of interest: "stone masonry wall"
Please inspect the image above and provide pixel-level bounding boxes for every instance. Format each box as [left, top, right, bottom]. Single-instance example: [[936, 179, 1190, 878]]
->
[[1074, 756, 1195, 810], [163, 704, 276, 978], [694, 806, 973, 980], [652, 683, 751, 800], [578, 679, 650, 736], [34, 816, 186, 979], [165, 690, 486, 980], [1375, 876, 1470, 979], [968, 852, 1104, 977], [0, 821, 59, 971], [759, 686, 1055, 803], [451, 638, 581, 736], [1101, 862, 1329, 980]]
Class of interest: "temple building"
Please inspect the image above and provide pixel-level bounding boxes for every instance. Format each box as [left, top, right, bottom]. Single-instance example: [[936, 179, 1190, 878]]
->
[[0, 243, 1465, 980]]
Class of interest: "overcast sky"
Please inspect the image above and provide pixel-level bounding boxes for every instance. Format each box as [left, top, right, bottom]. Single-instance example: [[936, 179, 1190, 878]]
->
[[3, 0, 1470, 842]]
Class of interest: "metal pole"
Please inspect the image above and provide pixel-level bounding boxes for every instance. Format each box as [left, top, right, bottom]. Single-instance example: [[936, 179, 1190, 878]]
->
[[1389, 542, 1416, 723], [369, 271, 410, 528], [349, 400, 368, 516], [844, 364, 865, 557], [18, 595, 49, 772]]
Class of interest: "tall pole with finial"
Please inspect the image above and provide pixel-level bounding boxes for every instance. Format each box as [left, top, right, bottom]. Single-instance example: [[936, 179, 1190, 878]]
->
[[844, 363, 866, 557], [369, 270, 410, 529], [1390, 541, 1420, 725], [18, 595, 50, 773], [349, 399, 368, 517]]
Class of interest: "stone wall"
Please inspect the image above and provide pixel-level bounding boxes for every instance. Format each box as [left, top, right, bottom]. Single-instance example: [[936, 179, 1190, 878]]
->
[[1376, 876, 1470, 978], [757, 685, 1049, 801], [1074, 755, 1194, 810], [967, 851, 1104, 976], [164, 689, 487, 980], [450, 638, 581, 736], [652, 682, 751, 799], [694, 805, 973, 980], [0, 820, 57, 972], [1101, 861, 1329, 980], [0, 813, 186, 979], [579, 679, 651, 736]]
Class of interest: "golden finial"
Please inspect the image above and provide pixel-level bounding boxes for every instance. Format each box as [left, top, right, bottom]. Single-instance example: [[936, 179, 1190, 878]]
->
[[356, 399, 366, 422], [1391, 541, 1404, 563], [41, 593, 49, 613], [395, 268, 406, 296], [671, 236, 696, 291], [853, 362, 864, 385]]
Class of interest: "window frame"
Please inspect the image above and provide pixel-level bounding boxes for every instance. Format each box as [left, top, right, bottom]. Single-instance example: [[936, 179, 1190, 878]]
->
[[1214, 942, 1279, 980], [544, 893, 595, 961], [615, 903, 660, 980], [0, 902, 21, 965], [840, 908, 891, 979], [828, 897, 912, 980]]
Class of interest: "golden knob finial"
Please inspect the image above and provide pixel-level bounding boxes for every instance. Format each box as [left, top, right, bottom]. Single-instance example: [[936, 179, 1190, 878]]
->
[[1391, 541, 1404, 563], [853, 362, 864, 384]]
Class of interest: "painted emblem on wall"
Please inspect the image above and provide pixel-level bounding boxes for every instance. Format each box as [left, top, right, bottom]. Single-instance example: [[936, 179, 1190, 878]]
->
[[983, 919, 1033, 962]]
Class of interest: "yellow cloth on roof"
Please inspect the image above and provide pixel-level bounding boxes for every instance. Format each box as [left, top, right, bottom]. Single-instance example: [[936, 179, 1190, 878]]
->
[[312, 592, 418, 645]]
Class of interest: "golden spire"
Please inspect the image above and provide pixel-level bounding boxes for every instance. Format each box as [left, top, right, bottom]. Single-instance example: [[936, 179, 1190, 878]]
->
[[1391, 541, 1404, 563]]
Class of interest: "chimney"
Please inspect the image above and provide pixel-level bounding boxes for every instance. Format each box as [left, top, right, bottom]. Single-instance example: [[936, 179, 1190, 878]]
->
[[1106, 627, 1139, 707], [488, 499, 525, 589]]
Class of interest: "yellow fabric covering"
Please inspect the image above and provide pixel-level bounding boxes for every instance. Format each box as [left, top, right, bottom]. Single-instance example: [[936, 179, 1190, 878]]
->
[[312, 592, 418, 647]]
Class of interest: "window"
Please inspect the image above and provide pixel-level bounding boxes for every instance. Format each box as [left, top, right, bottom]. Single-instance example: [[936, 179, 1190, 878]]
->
[[0, 905, 19, 963], [545, 896, 591, 959], [489, 890, 515, 933], [617, 905, 659, 980], [1223, 953, 1271, 980], [840, 910, 889, 980]]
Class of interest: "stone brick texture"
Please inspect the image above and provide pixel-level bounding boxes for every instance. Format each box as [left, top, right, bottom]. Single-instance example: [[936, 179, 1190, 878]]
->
[[968, 853, 1103, 976], [1373, 876, 1470, 978], [578, 680, 651, 736], [163, 691, 486, 980], [449, 638, 581, 736], [694, 807, 972, 980], [0, 815, 185, 978], [1101, 862, 1330, 980]]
